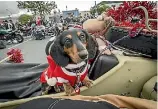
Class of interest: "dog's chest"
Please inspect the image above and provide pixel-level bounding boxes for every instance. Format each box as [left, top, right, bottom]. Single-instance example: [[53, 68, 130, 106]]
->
[[55, 61, 89, 85]]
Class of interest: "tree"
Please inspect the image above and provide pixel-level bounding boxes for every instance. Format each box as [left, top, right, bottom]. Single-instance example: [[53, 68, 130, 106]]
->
[[17, 1, 57, 19], [90, 2, 110, 15], [18, 14, 33, 25]]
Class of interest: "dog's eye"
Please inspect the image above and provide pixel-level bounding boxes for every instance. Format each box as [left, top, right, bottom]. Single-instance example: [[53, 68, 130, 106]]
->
[[64, 38, 72, 48], [80, 34, 86, 42]]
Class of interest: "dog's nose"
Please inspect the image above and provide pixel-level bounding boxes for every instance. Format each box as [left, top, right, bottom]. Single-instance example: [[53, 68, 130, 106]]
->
[[78, 50, 88, 59]]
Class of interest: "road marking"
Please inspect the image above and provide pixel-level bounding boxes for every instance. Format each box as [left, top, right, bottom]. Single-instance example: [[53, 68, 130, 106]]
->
[[7, 38, 32, 49], [0, 55, 13, 63]]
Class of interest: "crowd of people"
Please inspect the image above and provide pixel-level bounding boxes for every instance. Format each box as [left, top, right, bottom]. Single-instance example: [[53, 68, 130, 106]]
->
[[0, 11, 97, 39], [0, 19, 16, 30]]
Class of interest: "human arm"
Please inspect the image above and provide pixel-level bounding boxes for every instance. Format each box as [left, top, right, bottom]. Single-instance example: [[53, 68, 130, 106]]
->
[[51, 94, 157, 109], [99, 94, 157, 109]]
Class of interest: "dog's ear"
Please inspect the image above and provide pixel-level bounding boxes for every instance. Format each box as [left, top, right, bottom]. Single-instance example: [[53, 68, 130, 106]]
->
[[49, 36, 69, 67], [82, 29, 97, 59]]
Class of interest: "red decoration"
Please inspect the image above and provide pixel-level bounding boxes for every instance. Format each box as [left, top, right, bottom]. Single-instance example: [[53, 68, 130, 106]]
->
[[107, 1, 157, 30], [74, 25, 83, 29], [7, 48, 24, 63]]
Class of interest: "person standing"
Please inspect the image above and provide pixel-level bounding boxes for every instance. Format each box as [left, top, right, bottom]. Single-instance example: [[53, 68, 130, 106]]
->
[[36, 17, 41, 26], [9, 20, 16, 30], [3, 20, 12, 30]]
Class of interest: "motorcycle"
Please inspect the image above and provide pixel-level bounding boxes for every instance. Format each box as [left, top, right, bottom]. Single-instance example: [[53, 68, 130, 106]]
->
[[19, 26, 32, 37], [0, 29, 24, 44], [31, 26, 45, 40], [45, 26, 56, 37], [55, 23, 63, 36]]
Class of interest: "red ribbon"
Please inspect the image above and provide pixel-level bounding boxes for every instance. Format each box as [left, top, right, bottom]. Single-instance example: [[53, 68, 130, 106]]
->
[[75, 87, 80, 95]]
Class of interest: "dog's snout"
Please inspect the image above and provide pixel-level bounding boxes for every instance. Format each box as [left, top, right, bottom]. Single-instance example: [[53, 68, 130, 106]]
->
[[80, 55, 87, 60], [78, 50, 88, 59]]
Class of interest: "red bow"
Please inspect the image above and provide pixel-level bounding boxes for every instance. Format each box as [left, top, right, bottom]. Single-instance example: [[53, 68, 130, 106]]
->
[[107, 1, 157, 30], [7, 48, 24, 63]]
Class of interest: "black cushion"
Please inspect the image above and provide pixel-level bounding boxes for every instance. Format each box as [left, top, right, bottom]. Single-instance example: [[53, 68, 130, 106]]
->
[[89, 55, 119, 80], [0, 63, 49, 102], [106, 26, 128, 43], [15, 98, 119, 109]]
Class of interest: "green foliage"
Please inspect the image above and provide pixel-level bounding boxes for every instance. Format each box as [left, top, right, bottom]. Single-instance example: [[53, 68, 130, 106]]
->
[[90, 1, 110, 15], [17, 1, 57, 16], [18, 14, 32, 25]]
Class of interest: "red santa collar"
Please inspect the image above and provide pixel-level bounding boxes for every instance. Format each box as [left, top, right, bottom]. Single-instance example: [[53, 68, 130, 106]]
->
[[61, 61, 88, 76], [64, 61, 86, 69]]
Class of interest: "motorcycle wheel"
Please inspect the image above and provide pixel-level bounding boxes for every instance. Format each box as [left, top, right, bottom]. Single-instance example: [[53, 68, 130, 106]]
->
[[15, 34, 24, 43], [0, 40, 6, 49]]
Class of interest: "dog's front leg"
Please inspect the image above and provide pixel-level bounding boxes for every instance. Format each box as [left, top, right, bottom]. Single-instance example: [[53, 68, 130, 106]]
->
[[82, 76, 93, 88], [63, 82, 75, 96], [54, 85, 61, 93], [41, 83, 52, 95]]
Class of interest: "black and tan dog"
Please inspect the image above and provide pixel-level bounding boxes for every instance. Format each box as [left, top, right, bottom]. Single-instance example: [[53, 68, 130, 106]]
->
[[40, 29, 98, 95]]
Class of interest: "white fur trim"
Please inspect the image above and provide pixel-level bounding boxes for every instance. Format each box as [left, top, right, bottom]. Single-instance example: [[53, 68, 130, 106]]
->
[[61, 63, 88, 76], [56, 77, 69, 83], [44, 70, 48, 81], [47, 77, 57, 86], [64, 61, 86, 69]]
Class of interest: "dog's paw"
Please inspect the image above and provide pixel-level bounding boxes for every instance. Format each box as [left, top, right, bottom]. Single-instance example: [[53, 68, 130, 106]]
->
[[54, 85, 61, 93], [63, 83, 75, 96], [42, 91, 48, 95], [42, 90, 49, 95], [41, 86, 51, 95], [82, 79, 93, 88]]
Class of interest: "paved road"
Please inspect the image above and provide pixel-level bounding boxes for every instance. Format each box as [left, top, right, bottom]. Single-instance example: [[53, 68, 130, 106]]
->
[[0, 37, 51, 64]]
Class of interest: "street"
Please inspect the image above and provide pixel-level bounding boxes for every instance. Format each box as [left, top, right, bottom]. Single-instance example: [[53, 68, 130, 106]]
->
[[0, 37, 51, 63]]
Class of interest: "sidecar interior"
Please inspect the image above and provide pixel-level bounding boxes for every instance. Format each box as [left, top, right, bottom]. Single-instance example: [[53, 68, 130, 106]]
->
[[140, 76, 157, 101], [0, 54, 119, 102]]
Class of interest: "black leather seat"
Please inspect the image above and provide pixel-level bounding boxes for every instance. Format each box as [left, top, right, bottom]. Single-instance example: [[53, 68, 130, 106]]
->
[[89, 54, 119, 80]]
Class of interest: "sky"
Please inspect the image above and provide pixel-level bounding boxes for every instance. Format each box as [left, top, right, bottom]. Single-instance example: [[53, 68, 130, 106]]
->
[[56, 1, 101, 11], [0, 1, 101, 17], [0, 1, 19, 16]]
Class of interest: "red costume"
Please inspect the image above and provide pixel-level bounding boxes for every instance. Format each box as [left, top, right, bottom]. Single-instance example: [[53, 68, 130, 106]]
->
[[40, 55, 91, 86], [74, 25, 83, 29], [36, 17, 41, 26]]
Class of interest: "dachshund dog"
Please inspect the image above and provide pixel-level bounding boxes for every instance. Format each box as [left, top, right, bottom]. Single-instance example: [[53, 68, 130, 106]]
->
[[40, 29, 98, 95]]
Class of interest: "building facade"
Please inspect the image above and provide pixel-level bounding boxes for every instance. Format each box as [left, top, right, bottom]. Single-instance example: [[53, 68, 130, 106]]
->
[[62, 9, 79, 18], [79, 11, 91, 18]]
